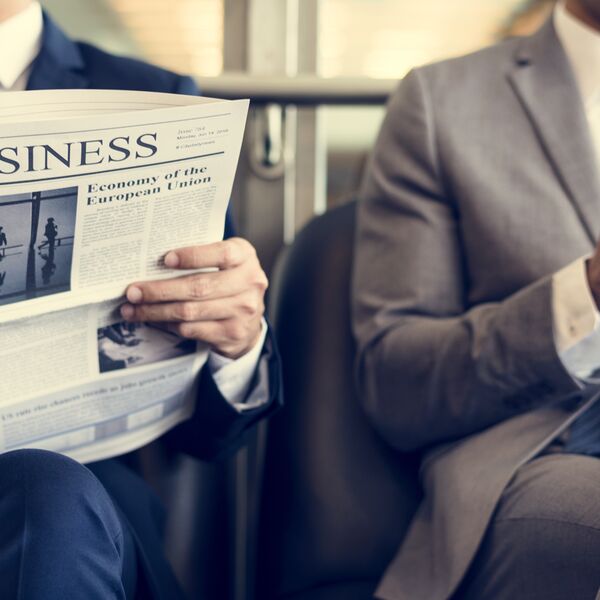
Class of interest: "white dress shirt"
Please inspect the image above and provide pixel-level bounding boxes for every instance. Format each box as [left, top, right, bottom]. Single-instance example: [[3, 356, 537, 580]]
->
[[0, 1, 268, 409], [552, 2, 600, 380], [0, 2, 42, 91]]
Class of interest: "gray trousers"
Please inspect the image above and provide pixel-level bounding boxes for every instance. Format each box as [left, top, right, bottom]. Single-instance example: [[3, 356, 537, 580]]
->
[[453, 453, 600, 600]]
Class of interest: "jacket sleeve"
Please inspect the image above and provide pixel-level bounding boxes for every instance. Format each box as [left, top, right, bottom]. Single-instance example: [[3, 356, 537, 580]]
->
[[165, 326, 282, 460], [352, 68, 581, 453], [173, 74, 201, 95]]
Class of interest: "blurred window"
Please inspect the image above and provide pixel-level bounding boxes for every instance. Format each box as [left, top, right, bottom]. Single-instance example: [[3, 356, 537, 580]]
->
[[41, 0, 549, 80], [40, 0, 224, 76], [320, 0, 528, 78], [105, 0, 224, 75]]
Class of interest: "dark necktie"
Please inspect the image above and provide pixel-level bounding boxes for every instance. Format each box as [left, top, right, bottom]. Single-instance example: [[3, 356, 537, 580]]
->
[[564, 386, 600, 455]]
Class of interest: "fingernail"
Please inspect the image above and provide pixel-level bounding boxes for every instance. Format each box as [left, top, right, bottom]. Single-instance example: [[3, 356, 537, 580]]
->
[[121, 304, 135, 320], [164, 252, 179, 268], [127, 286, 143, 303]]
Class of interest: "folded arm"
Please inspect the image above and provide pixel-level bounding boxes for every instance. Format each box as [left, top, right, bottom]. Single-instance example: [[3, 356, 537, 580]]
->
[[352, 69, 581, 452]]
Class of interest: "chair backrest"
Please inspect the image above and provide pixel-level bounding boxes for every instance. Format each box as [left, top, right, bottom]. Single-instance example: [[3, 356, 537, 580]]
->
[[134, 441, 235, 599], [257, 200, 421, 598]]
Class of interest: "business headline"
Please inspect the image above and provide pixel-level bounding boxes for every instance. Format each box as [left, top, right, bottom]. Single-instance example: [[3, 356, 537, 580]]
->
[[0, 132, 159, 175], [86, 165, 212, 206]]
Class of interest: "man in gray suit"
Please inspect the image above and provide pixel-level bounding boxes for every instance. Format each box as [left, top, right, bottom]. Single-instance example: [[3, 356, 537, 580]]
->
[[353, 1, 600, 598]]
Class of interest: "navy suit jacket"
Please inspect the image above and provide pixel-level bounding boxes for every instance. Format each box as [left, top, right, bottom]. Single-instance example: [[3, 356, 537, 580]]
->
[[26, 14, 282, 600]]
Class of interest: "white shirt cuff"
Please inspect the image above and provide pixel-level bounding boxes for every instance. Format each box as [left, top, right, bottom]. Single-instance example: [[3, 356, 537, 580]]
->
[[553, 257, 600, 379], [207, 318, 269, 411]]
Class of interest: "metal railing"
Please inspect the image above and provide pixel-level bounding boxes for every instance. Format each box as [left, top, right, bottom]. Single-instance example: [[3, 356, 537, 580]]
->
[[196, 73, 397, 105]]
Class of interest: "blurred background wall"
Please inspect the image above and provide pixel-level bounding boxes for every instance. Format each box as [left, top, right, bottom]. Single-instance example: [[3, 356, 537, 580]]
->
[[40, 0, 554, 78]]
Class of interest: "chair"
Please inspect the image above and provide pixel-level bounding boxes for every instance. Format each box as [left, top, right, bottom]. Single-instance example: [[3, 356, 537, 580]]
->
[[133, 439, 236, 599], [257, 200, 422, 600]]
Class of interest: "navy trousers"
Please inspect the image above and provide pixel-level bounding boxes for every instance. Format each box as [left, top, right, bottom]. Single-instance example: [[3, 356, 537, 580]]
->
[[0, 449, 140, 599]]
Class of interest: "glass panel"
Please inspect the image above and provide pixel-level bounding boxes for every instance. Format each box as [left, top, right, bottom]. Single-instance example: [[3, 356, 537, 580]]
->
[[319, 0, 544, 78], [105, 0, 224, 75], [40, 0, 225, 76]]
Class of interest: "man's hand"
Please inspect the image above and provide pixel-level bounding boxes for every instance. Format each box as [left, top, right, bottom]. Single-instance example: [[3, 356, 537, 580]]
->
[[120, 238, 268, 359]]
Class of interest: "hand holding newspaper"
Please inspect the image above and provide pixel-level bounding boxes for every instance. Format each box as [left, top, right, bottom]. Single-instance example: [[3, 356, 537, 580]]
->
[[0, 89, 249, 463]]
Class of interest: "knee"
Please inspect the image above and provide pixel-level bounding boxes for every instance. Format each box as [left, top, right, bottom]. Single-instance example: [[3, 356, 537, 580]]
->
[[494, 515, 600, 562], [492, 454, 600, 566], [0, 449, 121, 541], [0, 448, 103, 498], [463, 512, 600, 600], [497, 454, 600, 529]]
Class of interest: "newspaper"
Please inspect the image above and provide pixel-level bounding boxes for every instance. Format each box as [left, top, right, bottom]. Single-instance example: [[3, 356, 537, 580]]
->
[[0, 89, 249, 463]]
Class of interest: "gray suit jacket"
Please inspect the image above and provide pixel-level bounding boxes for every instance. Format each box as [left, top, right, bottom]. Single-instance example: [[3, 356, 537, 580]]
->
[[352, 19, 600, 600]]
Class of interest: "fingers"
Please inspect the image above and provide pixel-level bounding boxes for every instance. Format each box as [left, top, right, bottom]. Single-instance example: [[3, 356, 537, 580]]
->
[[127, 238, 267, 304], [121, 291, 264, 325], [167, 316, 262, 346], [164, 237, 255, 270], [126, 266, 255, 304], [167, 317, 263, 358], [121, 237, 268, 358]]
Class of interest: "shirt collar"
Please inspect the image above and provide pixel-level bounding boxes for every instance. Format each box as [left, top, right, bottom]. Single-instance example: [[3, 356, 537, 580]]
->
[[555, 1, 600, 107], [0, 2, 43, 90]]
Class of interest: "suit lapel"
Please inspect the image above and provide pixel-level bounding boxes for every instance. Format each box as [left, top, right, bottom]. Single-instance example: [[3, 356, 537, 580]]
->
[[27, 13, 88, 91], [508, 19, 600, 245]]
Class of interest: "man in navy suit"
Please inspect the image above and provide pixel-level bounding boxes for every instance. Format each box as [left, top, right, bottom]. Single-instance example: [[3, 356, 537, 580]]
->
[[0, 1, 282, 598]]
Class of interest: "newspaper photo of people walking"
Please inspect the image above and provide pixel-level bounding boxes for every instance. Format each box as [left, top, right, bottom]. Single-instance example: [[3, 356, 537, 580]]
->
[[0, 187, 77, 306], [97, 320, 197, 373]]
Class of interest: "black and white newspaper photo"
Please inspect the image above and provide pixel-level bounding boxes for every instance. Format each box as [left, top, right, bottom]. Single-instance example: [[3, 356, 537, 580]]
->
[[97, 321, 197, 373], [0, 187, 77, 306]]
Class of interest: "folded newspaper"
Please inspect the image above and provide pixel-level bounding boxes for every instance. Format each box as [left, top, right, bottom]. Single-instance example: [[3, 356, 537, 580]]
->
[[0, 89, 249, 463]]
